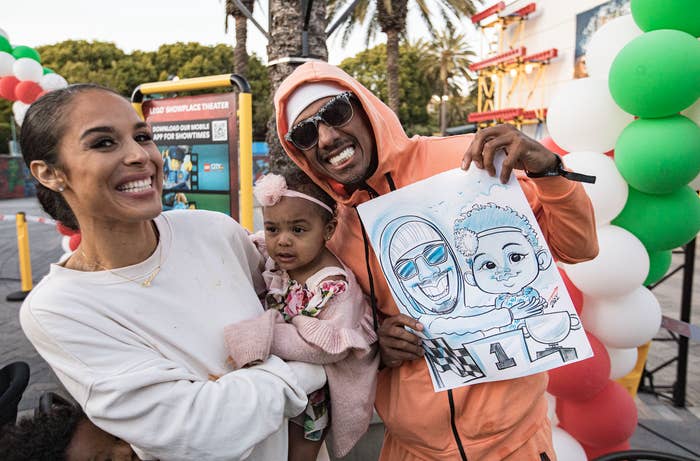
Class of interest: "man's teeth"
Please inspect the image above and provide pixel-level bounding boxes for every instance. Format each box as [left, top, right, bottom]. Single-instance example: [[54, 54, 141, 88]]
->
[[328, 147, 354, 166], [118, 178, 152, 192], [419, 274, 449, 300]]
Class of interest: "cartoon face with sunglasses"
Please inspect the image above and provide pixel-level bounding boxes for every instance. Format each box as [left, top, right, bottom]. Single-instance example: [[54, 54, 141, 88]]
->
[[285, 91, 376, 188], [387, 218, 461, 315]]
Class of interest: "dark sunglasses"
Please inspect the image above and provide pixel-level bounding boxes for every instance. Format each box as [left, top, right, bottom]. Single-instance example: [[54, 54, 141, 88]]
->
[[394, 243, 448, 281], [285, 92, 356, 150]]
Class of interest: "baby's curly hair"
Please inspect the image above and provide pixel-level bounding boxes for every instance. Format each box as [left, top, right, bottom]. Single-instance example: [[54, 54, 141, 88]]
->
[[0, 404, 84, 461], [272, 164, 336, 221]]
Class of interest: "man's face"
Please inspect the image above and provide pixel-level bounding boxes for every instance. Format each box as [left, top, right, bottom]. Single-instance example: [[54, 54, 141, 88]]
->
[[291, 96, 376, 187], [471, 230, 540, 294], [393, 240, 459, 314]]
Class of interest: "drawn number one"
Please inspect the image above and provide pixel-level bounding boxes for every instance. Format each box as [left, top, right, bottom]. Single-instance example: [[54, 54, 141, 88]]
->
[[490, 342, 517, 370]]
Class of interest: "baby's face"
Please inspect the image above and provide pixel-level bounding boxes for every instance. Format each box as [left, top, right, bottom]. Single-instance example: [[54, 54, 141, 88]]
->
[[471, 230, 539, 294]]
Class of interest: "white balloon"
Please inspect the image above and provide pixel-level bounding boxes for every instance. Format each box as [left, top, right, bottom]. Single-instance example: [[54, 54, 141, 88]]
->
[[562, 152, 628, 225], [12, 101, 30, 126], [562, 225, 649, 297], [606, 345, 638, 380], [585, 15, 643, 79], [681, 96, 700, 127], [688, 171, 700, 192], [0, 51, 15, 76], [545, 392, 559, 426], [39, 73, 68, 91], [547, 78, 634, 152], [582, 286, 662, 348], [13, 57, 43, 82], [0, 27, 8, 39], [552, 426, 587, 461]]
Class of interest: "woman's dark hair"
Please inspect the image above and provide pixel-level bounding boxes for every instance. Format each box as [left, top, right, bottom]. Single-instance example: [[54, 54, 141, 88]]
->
[[274, 164, 336, 221], [0, 403, 84, 461], [19, 83, 121, 231]]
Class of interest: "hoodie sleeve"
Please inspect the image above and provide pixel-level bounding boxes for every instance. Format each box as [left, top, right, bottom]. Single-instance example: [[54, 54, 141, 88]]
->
[[518, 174, 599, 264]]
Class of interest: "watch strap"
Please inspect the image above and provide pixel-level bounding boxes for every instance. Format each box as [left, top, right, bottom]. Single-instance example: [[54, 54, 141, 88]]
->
[[525, 155, 596, 184]]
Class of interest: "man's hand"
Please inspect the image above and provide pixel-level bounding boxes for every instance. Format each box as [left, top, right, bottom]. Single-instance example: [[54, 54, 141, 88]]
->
[[378, 314, 424, 368], [461, 124, 559, 184]]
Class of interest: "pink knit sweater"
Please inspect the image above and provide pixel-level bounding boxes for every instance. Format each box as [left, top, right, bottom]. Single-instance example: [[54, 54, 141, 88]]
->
[[224, 258, 379, 458]]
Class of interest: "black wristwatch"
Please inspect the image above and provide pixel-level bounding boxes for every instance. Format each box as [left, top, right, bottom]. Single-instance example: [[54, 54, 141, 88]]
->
[[525, 154, 596, 184]]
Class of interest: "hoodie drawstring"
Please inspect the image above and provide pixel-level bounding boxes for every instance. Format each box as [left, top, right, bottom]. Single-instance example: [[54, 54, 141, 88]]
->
[[355, 173, 398, 331]]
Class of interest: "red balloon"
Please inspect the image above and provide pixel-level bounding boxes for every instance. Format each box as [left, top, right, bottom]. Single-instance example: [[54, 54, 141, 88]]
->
[[548, 332, 610, 401], [540, 136, 568, 156], [15, 80, 43, 104], [582, 439, 631, 460], [557, 381, 638, 448], [69, 233, 82, 251], [0, 76, 20, 101], [604, 149, 614, 158], [56, 222, 78, 236], [558, 267, 583, 314]]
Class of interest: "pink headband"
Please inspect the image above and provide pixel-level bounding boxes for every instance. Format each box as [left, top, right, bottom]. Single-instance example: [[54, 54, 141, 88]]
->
[[253, 173, 333, 214]]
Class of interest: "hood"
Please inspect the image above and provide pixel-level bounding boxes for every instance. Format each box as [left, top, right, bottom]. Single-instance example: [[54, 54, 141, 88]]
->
[[274, 61, 414, 206]]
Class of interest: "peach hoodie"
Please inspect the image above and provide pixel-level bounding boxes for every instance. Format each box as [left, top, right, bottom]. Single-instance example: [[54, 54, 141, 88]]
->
[[274, 61, 598, 461]]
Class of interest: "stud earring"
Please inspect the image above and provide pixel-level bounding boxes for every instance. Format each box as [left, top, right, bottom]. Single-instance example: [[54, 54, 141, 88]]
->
[[57, 185, 64, 192]]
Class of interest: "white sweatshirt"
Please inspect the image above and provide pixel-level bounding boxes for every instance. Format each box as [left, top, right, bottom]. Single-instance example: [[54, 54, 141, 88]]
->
[[20, 210, 326, 461]]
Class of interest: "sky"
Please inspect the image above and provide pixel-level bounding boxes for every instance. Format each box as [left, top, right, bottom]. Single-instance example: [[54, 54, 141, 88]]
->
[[2, 0, 479, 66]]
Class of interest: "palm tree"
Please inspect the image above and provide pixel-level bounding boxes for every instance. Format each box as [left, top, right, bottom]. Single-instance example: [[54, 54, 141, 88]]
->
[[327, 0, 478, 114], [225, 0, 255, 77], [266, 0, 328, 169], [421, 26, 475, 135]]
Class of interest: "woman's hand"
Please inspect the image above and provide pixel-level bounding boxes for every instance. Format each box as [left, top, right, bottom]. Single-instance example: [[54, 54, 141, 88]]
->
[[378, 314, 424, 368], [461, 124, 559, 184]]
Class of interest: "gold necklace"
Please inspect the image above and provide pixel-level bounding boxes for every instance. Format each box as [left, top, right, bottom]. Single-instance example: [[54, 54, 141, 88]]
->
[[78, 225, 163, 288]]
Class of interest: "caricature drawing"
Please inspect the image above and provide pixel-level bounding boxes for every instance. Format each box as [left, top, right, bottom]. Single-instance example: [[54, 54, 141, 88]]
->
[[358, 168, 593, 391]]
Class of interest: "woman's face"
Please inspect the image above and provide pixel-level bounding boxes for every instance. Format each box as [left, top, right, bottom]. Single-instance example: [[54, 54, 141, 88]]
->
[[57, 90, 163, 227]]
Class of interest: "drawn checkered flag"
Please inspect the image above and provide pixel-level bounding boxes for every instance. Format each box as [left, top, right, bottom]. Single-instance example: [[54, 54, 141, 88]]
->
[[423, 337, 485, 380]]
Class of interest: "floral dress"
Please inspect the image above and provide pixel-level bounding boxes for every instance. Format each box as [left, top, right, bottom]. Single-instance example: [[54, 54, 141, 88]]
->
[[264, 263, 348, 441]]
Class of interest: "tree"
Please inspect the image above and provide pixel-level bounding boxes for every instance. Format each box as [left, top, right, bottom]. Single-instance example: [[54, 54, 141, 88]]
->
[[420, 26, 475, 134], [0, 41, 273, 143], [225, 0, 255, 77], [340, 41, 437, 135], [266, 0, 328, 170], [327, 0, 478, 114]]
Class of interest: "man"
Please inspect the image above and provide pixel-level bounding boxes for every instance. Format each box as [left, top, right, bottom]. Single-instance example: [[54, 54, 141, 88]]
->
[[274, 61, 598, 460]]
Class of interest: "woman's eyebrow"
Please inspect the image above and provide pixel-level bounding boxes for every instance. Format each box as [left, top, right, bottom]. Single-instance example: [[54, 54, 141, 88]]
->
[[80, 126, 115, 140]]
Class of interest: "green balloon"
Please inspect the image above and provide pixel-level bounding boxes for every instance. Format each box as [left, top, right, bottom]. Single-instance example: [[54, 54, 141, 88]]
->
[[632, 0, 700, 37], [0, 36, 11, 54], [11, 45, 40, 62], [42, 67, 54, 75], [644, 249, 672, 285], [612, 185, 700, 252], [615, 115, 700, 194], [609, 30, 700, 118]]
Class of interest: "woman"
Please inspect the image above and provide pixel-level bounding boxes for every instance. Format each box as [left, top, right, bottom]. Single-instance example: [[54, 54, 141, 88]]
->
[[18, 83, 326, 460]]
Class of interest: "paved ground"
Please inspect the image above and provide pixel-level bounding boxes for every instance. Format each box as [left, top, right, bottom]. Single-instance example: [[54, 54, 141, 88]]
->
[[1, 196, 698, 460]]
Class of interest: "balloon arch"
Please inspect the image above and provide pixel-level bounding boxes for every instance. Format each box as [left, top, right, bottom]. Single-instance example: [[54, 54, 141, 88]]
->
[[543, 1, 700, 459], [0, 28, 68, 126]]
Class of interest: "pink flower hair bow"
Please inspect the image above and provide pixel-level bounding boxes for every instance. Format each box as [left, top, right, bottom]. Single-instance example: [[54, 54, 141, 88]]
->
[[253, 173, 334, 213], [253, 173, 288, 207]]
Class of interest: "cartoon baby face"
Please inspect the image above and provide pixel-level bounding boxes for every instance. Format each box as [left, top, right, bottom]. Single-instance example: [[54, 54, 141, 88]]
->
[[467, 229, 541, 295]]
